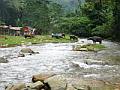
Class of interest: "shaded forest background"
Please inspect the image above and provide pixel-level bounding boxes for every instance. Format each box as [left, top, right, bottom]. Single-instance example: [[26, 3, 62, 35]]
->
[[0, 0, 120, 41]]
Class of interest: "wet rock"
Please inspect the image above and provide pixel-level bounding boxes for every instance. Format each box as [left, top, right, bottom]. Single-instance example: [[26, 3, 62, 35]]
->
[[26, 81, 44, 90], [0, 57, 8, 63], [44, 75, 67, 90], [79, 48, 88, 51], [6, 83, 26, 90], [21, 48, 35, 54], [70, 61, 80, 68], [18, 53, 25, 57], [5, 84, 13, 90], [32, 73, 56, 82], [84, 59, 105, 65], [20, 48, 39, 55], [73, 45, 88, 51]]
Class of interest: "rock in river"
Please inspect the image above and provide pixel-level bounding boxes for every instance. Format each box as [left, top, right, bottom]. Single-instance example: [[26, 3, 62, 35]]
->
[[0, 57, 8, 63], [26, 81, 44, 90], [20, 48, 39, 55], [18, 53, 25, 57], [20, 48, 35, 54], [32, 73, 56, 82], [44, 75, 67, 90], [5, 83, 26, 90]]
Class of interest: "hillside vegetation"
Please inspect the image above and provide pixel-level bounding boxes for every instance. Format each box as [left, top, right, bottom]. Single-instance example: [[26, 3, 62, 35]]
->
[[0, 0, 120, 41]]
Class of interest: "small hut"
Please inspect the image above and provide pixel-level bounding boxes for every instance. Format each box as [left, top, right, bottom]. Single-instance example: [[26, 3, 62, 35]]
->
[[0, 25, 9, 35], [22, 26, 35, 36], [9, 26, 22, 36], [0, 25, 23, 36], [0, 25, 36, 36]]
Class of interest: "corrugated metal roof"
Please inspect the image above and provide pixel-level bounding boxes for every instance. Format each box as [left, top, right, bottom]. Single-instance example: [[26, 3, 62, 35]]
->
[[9, 27, 22, 30]]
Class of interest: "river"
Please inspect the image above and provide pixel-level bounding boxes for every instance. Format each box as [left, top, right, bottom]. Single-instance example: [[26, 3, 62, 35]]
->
[[0, 39, 120, 90]]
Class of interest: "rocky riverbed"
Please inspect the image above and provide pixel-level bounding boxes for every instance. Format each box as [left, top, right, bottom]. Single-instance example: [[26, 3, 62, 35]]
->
[[5, 73, 120, 90], [0, 39, 120, 90]]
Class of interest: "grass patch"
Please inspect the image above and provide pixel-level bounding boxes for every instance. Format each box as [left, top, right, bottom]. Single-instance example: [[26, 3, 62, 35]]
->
[[0, 35, 71, 47], [82, 44, 106, 51], [73, 44, 106, 51]]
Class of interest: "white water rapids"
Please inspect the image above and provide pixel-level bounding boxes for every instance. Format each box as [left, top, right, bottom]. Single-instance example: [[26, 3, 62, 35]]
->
[[0, 39, 120, 90]]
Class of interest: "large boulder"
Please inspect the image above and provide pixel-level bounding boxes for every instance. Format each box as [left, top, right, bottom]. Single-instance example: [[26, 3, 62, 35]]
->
[[18, 53, 25, 57], [20, 48, 39, 55], [0, 57, 8, 63], [84, 59, 106, 65], [67, 78, 114, 90], [44, 75, 67, 90], [5, 83, 26, 90], [20, 48, 35, 54], [32, 73, 56, 83], [26, 81, 44, 90]]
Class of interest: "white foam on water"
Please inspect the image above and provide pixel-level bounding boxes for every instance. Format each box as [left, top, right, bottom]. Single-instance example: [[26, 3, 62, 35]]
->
[[84, 74, 100, 78]]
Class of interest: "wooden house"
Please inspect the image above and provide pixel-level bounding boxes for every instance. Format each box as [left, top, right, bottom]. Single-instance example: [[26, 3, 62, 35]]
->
[[0, 25, 22, 36], [0, 25, 36, 36]]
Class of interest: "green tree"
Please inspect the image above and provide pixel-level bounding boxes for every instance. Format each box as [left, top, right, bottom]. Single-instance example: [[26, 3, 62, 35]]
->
[[48, 2, 64, 33], [113, 0, 120, 40], [8, 0, 25, 26], [22, 0, 50, 34], [59, 16, 91, 36], [81, 0, 113, 37], [0, 0, 15, 25]]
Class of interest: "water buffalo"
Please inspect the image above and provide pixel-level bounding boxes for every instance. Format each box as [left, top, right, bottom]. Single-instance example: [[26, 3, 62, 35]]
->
[[24, 34, 34, 38], [62, 33, 65, 37], [88, 36, 102, 44], [70, 35, 78, 41], [51, 33, 63, 39]]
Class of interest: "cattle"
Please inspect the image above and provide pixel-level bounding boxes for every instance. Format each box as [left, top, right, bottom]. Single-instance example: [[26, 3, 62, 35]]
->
[[62, 33, 65, 37], [51, 33, 63, 39], [70, 35, 78, 41], [88, 36, 103, 44], [24, 34, 34, 38], [23, 26, 35, 39]]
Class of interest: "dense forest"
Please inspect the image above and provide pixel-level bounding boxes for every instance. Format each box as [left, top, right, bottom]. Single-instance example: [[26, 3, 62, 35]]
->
[[0, 0, 120, 41]]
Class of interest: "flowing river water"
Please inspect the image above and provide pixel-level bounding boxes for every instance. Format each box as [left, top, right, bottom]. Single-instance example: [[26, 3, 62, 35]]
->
[[0, 39, 120, 90]]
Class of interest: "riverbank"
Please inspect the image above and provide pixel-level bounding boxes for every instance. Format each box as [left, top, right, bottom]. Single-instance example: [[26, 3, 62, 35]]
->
[[0, 35, 71, 48]]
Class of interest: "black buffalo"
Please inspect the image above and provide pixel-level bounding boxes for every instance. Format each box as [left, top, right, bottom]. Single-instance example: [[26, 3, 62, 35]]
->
[[70, 35, 78, 41], [24, 35, 34, 38], [52, 33, 63, 39], [88, 36, 102, 44]]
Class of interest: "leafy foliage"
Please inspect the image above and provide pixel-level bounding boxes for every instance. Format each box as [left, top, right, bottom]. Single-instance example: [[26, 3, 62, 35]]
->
[[0, 0, 119, 41], [58, 16, 91, 36], [81, 0, 113, 37], [113, 0, 120, 41]]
